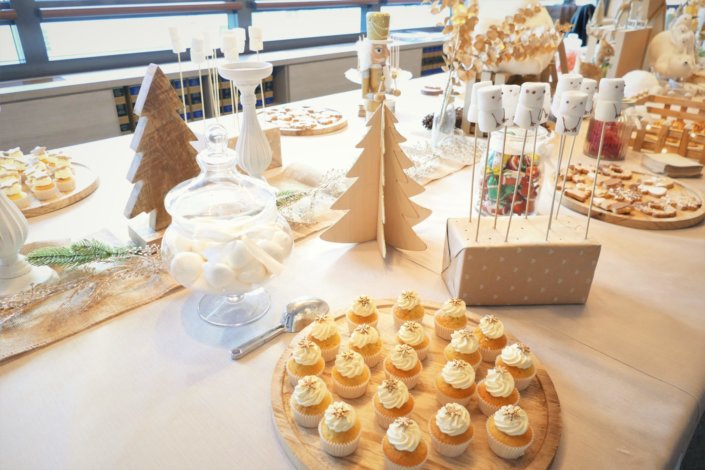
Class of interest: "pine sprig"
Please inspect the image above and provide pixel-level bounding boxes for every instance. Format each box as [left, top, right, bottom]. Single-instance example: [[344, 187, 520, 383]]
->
[[276, 189, 308, 209], [26, 239, 140, 269]]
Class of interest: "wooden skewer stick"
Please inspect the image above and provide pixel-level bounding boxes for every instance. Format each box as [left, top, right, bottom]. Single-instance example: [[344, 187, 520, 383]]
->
[[474, 131, 493, 242], [196, 63, 205, 129], [555, 134, 578, 220], [545, 134, 568, 240], [213, 50, 221, 120], [493, 123, 508, 229], [503, 125, 531, 242], [229, 81, 238, 129], [468, 124, 479, 222], [524, 125, 541, 219], [176, 52, 188, 123], [585, 122, 607, 239]]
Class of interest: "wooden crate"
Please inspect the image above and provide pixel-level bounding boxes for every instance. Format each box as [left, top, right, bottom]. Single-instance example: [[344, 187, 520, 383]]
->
[[630, 94, 705, 163]]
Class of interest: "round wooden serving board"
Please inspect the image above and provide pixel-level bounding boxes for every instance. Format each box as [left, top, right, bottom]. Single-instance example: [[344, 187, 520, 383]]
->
[[259, 107, 348, 136], [21, 163, 99, 218], [559, 170, 705, 230], [271, 300, 561, 470]]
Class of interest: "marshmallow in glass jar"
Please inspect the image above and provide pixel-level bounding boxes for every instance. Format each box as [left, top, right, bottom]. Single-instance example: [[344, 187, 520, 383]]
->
[[161, 124, 293, 325]]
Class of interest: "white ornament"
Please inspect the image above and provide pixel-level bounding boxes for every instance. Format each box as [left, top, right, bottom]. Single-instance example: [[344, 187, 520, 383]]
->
[[501, 85, 520, 127], [256, 239, 286, 263], [237, 262, 268, 284], [476, 86, 503, 133], [467, 81, 492, 123], [224, 240, 253, 269], [203, 262, 237, 289]]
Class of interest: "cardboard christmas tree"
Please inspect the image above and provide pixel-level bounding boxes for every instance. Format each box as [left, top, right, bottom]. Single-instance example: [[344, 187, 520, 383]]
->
[[124, 64, 200, 244], [321, 105, 430, 257]]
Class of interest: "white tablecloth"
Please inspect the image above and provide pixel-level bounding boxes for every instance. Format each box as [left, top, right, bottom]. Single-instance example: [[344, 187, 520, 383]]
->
[[1, 76, 704, 470]]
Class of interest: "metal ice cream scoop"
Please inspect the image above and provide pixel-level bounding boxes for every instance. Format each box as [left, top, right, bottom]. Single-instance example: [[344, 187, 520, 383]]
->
[[231, 297, 329, 360]]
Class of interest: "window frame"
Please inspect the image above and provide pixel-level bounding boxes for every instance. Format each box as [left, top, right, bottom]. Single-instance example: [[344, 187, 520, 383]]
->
[[1, 0, 441, 81]]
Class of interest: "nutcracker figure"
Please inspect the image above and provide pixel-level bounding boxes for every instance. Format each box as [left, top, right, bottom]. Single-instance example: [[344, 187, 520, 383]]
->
[[360, 12, 400, 117]]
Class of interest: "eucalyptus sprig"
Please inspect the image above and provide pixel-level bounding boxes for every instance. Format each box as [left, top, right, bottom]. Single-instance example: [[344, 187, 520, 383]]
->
[[26, 239, 155, 269]]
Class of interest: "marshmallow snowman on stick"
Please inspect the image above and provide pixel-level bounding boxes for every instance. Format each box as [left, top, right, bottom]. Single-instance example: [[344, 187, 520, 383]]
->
[[491, 84, 520, 228], [550, 74, 582, 118], [580, 78, 598, 116], [467, 80, 492, 223], [585, 78, 625, 239], [547, 90, 588, 239], [474, 85, 503, 242], [524, 82, 551, 219], [505, 82, 546, 242], [248, 26, 267, 109]]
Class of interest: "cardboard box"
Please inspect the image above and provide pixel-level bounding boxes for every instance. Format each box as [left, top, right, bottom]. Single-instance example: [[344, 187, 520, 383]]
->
[[442, 216, 601, 305]]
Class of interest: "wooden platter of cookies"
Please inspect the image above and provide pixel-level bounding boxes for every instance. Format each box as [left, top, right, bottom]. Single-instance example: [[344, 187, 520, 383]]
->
[[21, 163, 99, 218], [558, 163, 705, 230], [259, 106, 347, 136], [271, 300, 561, 469]]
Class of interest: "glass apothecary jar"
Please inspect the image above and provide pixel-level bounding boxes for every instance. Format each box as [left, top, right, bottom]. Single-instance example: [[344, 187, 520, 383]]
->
[[583, 115, 633, 161], [161, 125, 293, 327], [475, 126, 551, 216]]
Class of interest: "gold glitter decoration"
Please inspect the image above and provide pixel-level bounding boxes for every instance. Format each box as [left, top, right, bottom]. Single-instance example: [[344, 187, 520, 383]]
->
[[331, 403, 350, 420], [443, 403, 463, 418], [401, 321, 420, 331], [397, 344, 415, 356], [450, 298, 464, 307], [400, 290, 417, 302], [356, 295, 371, 306], [354, 323, 371, 335], [340, 351, 357, 361], [315, 313, 331, 323], [300, 376, 319, 392], [517, 343, 531, 355], [382, 379, 399, 393], [394, 417, 414, 429], [502, 405, 522, 421], [297, 339, 316, 350], [450, 359, 470, 369], [484, 314, 499, 324]]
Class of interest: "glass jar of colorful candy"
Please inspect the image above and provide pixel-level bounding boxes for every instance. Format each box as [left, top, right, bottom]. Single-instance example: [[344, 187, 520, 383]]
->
[[475, 126, 551, 216]]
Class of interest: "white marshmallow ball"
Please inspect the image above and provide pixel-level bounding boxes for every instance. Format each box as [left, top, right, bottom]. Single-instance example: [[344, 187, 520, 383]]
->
[[170, 252, 205, 286]]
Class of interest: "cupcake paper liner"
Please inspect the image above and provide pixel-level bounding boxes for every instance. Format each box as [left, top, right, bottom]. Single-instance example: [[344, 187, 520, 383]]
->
[[479, 346, 502, 363], [515, 374, 536, 392], [287, 368, 323, 387], [444, 345, 483, 370], [318, 421, 361, 457], [320, 344, 340, 363], [333, 376, 369, 399], [383, 454, 428, 470], [374, 407, 411, 429], [346, 317, 378, 333], [290, 398, 324, 428], [477, 390, 520, 417], [428, 421, 472, 458], [393, 314, 424, 330], [485, 419, 534, 460], [359, 349, 384, 368], [434, 320, 464, 341], [434, 385, 473, 407], [384, 358, 422, 390]]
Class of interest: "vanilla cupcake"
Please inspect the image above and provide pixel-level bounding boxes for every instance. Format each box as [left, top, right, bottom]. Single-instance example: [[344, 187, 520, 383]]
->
[[318, 401, 362, 457], [434, 298, 468, 340], [1, 179, 30, 209], [286, 339, 325, 386], [332, 350, 370, 399], [477, 366, 520, 417], [474, 314, 508, 362], [392, 290, 424, 328], [429, 403, 474, 457], [486, 405, 534, 459], [444, 328, 482, 370], [396, 321, 429, 361], [346, 295, 379, 332], [495, 343, 536, 391], [290, 375, 333, 428], [384, 344, 422, 389], [374, 379, 415, 428], [348, 323, 384, 367], [306, 313, 341, 362], [26, 170, 57, 201], [382, 417, 429, 470], [435, 359, 476, 406]]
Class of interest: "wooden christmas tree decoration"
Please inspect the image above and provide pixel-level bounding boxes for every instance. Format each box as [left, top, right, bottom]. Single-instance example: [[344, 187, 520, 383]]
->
[[321, 104, 430, 258], [125, 64, 200, 245]]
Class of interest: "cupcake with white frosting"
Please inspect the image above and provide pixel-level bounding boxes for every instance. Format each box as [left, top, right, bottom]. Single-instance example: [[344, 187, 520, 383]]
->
[[374, 379, 415, 428], [382, 417, 429, 470], [396, 321, 429, 361], [331, 350, 371, 399], [383, 344, 423, 390], [286, 339, 325, 386], [318, 401, 362, 457], [290, 375, 333, 428], [348, 323, 384, 367], [306, 313, 341, 362], [434, 298, 468, 340], [346, 295, 379, 332], [435, 359, 476, 406], [495, 343, 536, 391], [486, 405, 534, 459], [392, 290, 424, 328], [443, 328, 482, 370], [474, 314, 508, 362], [428, 403, 474, 457], [477, 366, 520, 416]]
